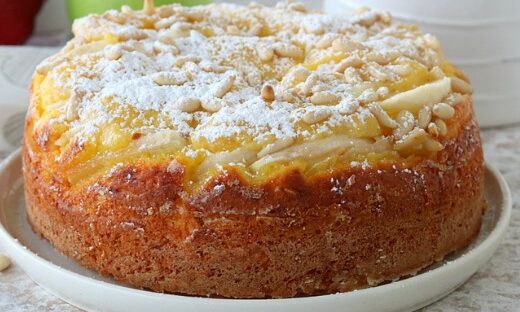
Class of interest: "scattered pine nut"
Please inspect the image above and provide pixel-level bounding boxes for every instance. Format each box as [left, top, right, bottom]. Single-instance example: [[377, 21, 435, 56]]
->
[[451, 76, 473, 94], [261, 84, 275, 101], [418, 106, 432, 129], [301, 73, 319, 96], [334, 56, 363, 73], [257, 45, 274, 62], [152, 72, 186, 86], [302, 109, 331, 124], [332, 38, 366, 52], [104, 45, 123, 60], [424, 138, 444, 152], [310, 91, 340, 106], [369, 103, 397, 129], [274, 44, 304, 59], [432, 103, 455, 120], [212, 74, 236, 98], [394, 128, 427, 151], [0, 254, 10, 271], [175, 97, 201, 112], [435, 119, 448, 136]]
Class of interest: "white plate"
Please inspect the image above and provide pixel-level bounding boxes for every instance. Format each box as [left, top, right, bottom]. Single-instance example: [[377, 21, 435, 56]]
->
[[0, 150, 512, 312]]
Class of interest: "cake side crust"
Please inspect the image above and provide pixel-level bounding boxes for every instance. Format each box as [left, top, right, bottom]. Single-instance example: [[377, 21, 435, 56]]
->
[[23, 104, 484, 298]]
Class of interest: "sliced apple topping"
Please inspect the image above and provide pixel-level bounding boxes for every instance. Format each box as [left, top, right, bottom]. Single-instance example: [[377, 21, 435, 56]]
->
[[251, 135, 374, 171], [380, 77, 451, 114]]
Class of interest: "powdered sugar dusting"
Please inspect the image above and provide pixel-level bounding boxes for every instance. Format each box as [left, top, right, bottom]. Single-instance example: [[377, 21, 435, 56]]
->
[[34, 1, 454, 170]]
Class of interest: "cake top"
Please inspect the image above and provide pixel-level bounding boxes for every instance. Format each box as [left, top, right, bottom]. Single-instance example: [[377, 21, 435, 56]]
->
[[30, 1, 473, 184]]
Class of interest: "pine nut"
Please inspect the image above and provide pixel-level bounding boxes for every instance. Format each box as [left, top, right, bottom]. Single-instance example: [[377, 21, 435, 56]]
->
[[394, 128, 427, 151], [250, 23, 264, 36], [337, 100, 359, 115], [394, 110, 415, 139], [65, 94, 81, 121], [175, 97, 200, 112], [334, 56, 363, 73], [391, 64, 412, 77], [119, 30, 147, 41], [315, 35, 336, 49], [446, 93, 467, 106], [258, 137, 295, 157], [357, 88, 378, 104], [282, 89, 298, 103], [157, 6, 175, 18], [153, 72, 186, 86], [158, 35, 174, 45], [212, 74, 236, 98], [199, 61, 230, 73], [430, 66, 445, 80], [304, 23, 324, 35], [432, 103, 455, 120], [0, 254, 10, 271], [302, 109, 331, 124], [261, 83, 275, 101], [169, 22, 191, 38], [155, 16, 178, 29], [282, 66, 310, 88], [427, 122, 439, 138], [366, 52, 396, 65], [367, 62, 393, 81], [344, 67, 362, 84], [302, 73, 319, 96], [356, 16, 376, 28], [292, 66, 310, 82], [104, 45, 123, 60], [246, 71, 262, 86], [174, 55, 201, 67], [153, 41, 179, 55], [423, 34, 440, 50], [180, 10, 204, 22], [376, 87, 389, 98], [310, 91, 340, 105], [274, 44, 304, 59], [227, 25, 240, 35], [424, 138, 444, 152], [105, 12, 126, 24], [435, 119, 448, 136], [201, 98, 224, 112], [418, 106, 432, 129], [451, 76, 473, 94], [332, 38, 366, 52], [369, 103, 397, 128], [257, 45, 274, 62]]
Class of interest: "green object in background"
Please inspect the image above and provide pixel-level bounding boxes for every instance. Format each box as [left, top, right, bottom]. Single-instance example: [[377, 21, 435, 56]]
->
[[66, 0, 213, 21]]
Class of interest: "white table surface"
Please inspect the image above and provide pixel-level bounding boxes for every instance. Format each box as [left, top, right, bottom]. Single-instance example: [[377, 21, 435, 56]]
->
[[0, 30, 519, 312]]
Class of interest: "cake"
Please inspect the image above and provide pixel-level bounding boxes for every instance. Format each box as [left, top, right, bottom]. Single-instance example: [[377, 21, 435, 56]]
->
[[23, 0, 484, 298]]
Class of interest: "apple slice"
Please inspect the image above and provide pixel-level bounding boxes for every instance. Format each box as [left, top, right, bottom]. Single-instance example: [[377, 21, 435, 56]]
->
[[250, 135, 372, 171], [380, 77, 451, 114]]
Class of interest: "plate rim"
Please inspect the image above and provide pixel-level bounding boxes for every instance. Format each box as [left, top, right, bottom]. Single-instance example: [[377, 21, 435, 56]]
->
[[0, 148, 512, 310]]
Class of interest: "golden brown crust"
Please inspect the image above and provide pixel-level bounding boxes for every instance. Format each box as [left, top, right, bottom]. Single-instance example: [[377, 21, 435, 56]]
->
[[23, 100, 484, 298]]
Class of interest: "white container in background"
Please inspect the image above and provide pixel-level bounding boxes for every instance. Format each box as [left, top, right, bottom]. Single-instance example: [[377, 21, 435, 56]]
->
[[324, 0, 520, 127]]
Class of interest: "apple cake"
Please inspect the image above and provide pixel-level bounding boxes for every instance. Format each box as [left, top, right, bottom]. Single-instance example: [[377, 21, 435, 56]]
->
[[23, 0, 484, 298]]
